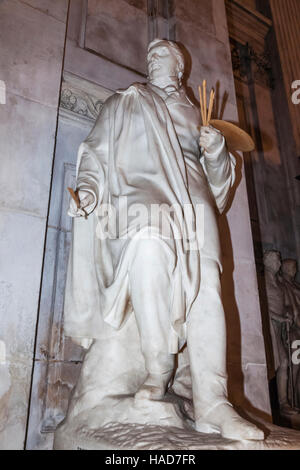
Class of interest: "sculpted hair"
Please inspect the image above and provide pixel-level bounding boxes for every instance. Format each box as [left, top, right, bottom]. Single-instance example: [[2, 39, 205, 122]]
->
[[263, 250, 281, 268], [147, 39, 185, 80], [282, 258, 297, 272]]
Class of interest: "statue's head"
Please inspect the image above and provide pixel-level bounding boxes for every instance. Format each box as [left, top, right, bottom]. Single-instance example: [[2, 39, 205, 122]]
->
[[282, 259, 297, 280], [263, 250, 281, 274], [147, 39, 185, 85]]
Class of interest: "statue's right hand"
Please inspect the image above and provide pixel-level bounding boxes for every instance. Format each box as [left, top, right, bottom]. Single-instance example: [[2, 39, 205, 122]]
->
[[68, 189, 95, 218]]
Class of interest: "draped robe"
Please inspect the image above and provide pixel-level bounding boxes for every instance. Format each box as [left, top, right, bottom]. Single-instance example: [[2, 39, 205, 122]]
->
[[64, 83, 235, 353]]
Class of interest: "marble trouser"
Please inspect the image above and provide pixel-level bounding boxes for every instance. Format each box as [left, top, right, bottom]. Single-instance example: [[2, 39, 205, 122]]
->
[[272, 321, 290, 406], [128, 238, 176, 374], [128, 238, 229, 416]]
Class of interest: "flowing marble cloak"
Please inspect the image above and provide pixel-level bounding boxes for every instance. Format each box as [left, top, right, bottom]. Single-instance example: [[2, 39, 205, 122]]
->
[[282, 278, 300, 331], [64, 83, 235, 353], [266, 274, 287, 371]]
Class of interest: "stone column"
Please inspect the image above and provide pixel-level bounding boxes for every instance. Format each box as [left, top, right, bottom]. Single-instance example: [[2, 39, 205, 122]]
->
[[270, 0, 300, 156]]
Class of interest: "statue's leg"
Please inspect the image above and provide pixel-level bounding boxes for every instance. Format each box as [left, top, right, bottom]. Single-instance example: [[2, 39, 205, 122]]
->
[[187, 258, 227, 415], [128, 238, 175, 401], [170, 345, 195, 420], [187, 257, 264, 440], [277, 348, 289, 408], [172, 346, 193, 400], [276, 333, 297, 414], [64, 314, 147, 424]]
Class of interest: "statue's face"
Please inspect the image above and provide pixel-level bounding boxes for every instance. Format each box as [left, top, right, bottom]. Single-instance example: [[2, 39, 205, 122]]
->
[[147, 44, 179, 82], [282, 260, 297, 279], [264, 251, 281, 273]]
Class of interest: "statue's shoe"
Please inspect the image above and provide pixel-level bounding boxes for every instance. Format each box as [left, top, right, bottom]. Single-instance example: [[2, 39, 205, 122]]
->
[[134, 371, 172, 402], [195, 403, 265, 441]]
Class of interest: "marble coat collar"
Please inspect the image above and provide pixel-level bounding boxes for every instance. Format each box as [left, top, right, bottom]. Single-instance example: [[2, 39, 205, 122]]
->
[[147, 82, 196, 108]]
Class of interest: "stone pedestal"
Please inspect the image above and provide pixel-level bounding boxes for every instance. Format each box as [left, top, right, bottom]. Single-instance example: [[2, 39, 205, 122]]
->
[[54, 416, 300, 450]]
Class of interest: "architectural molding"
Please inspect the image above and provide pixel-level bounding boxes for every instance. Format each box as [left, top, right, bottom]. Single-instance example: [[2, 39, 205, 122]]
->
[[226, 0, 273, 87], [230, 41, 273, 88], [59, 71, 113, 123], [226, 0, 272, 54]]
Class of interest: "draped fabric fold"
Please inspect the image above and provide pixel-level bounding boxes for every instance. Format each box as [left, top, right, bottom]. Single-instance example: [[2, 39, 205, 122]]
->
[[64, 84, 201, 353]]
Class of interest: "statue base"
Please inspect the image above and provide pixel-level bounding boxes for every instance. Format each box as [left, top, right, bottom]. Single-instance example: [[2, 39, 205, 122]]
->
[[54, 406, 300, 450]]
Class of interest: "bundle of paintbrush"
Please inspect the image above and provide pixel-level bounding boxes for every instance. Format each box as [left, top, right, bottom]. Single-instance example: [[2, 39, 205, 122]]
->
[[198, 79, 255, 152]]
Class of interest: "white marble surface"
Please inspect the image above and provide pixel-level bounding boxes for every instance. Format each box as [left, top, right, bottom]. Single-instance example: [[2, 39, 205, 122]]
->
[[54, 415, 300, 450]]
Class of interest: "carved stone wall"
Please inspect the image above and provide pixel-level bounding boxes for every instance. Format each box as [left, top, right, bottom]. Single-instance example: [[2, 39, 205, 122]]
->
[[0, 0, 68, 450]]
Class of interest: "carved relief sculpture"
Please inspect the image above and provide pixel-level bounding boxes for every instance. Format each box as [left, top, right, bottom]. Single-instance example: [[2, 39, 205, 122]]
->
[[281, 259, 300, 409], [263, 251, 298, 415]]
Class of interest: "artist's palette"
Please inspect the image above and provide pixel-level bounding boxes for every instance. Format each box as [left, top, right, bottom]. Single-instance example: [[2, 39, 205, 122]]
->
[[210, 119, 255, 152]]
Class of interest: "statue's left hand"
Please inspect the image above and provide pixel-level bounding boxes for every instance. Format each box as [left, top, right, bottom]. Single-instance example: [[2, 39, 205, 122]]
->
[[199, 125, 224, 154]]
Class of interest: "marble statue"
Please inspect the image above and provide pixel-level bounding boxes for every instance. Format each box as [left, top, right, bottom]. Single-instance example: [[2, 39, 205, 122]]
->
[[281, 259, 300, 408], [55, 39, 264, 448], [263, 251, 297, 415], [281, 259, 300, 326]]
